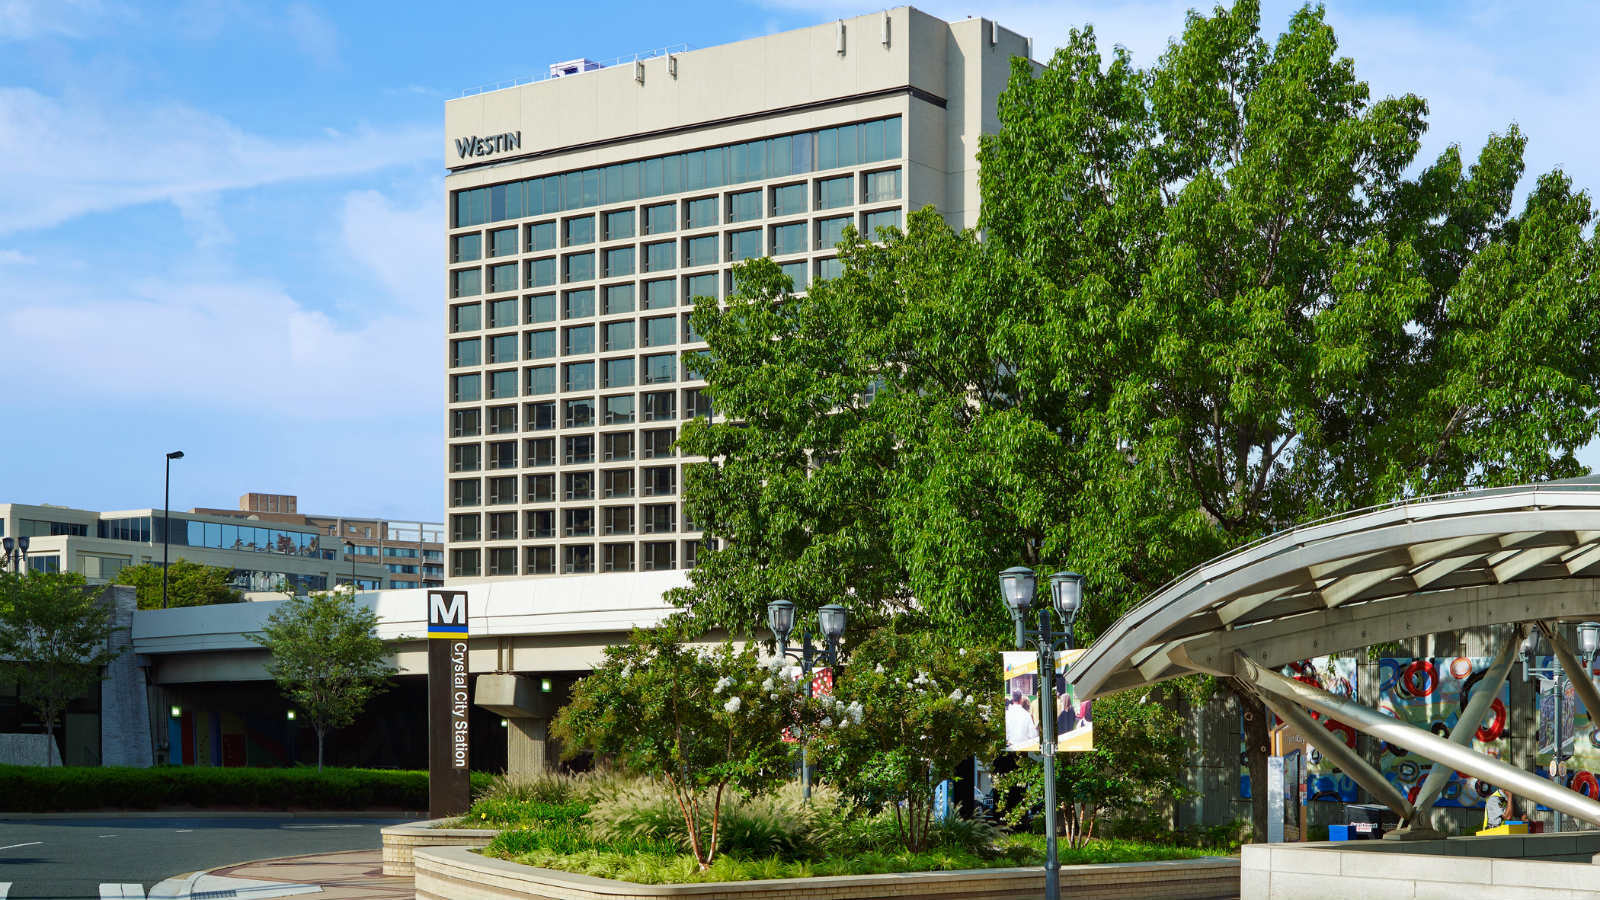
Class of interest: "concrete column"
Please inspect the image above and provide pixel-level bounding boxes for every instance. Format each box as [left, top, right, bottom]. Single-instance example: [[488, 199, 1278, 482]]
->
[[507, 718, 550, 778], [99, 585, 152, 767]]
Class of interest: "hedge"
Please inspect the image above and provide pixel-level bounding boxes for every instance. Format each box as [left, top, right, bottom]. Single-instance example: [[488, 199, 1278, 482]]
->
[[0, 765, 495, 812]]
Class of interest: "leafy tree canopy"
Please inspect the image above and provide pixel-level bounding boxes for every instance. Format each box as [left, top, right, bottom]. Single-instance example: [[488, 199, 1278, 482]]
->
[[118, 559, 243, 610], [0, 572, 121, 762]]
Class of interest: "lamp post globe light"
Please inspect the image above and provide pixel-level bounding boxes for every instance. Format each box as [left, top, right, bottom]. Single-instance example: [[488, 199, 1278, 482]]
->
[[1579, 623, 1600, 666], [764, 599, 846, 802], [162, 450, 184, 609], [2, 535, 31, 573], [1001, 565, 1083, 900]]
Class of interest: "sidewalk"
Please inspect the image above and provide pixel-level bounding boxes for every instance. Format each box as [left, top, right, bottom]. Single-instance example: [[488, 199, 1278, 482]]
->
[[153, 849, 411, 900]]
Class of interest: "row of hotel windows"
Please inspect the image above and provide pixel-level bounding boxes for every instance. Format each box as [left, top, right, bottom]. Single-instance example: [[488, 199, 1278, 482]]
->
[[451, 170, 901, 263], [450, 467, 683, 507], [345, 545, 445, 561], [452, 357, 699, 396], [452, 116, 901, 228], [451, 320, 689, 366], [447, 392, 711, 434], [449, 539, 713, 577], [450, 208, 901, 297], [97, 516, 331, 558], [451, 429, 678, 471], [450, 504, 692, 540]]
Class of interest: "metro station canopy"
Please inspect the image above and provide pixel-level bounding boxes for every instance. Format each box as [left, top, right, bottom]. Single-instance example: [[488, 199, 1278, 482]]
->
[[1064, 480, 1600, 701]]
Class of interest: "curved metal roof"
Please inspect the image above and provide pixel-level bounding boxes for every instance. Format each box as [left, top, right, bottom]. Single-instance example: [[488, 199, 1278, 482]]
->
[[1064, 482, 1600, 699]]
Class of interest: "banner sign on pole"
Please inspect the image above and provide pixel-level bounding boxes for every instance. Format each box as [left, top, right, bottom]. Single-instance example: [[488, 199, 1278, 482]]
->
[[1002, 649, 1092, 752], [428, 589, 471, 818]]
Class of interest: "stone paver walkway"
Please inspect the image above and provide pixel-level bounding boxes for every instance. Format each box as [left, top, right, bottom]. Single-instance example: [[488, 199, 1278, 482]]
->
[[155, 849, 410, 900]]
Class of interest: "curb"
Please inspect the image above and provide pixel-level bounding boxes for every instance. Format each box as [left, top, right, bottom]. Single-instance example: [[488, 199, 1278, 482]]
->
[[0, 810, 421, 820], [151, 847, 400, 900]]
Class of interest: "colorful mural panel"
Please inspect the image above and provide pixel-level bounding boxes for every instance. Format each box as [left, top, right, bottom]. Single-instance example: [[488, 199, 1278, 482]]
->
[[1376, 656, 1511, 809]]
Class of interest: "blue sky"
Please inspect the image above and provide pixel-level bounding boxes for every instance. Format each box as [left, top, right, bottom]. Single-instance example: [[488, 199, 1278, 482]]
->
[[2, 1, 1597, 522]]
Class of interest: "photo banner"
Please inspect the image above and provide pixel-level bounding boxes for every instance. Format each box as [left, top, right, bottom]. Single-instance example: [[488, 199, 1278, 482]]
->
[[1002, 649, 1092, 752]]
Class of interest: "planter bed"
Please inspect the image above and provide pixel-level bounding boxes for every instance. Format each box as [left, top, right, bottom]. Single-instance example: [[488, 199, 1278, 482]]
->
[[414, 844, 1239, 900], [381, 818, 501, 876]]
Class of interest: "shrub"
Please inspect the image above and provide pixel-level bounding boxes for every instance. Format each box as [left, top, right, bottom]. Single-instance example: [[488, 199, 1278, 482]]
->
[[586, 778, 822, 859]]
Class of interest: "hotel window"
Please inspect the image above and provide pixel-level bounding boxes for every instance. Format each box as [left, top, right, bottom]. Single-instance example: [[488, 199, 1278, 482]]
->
[[487, 476, 516, 505], [771, 222, 807, 256], [527, 292, 557, 323], [451, 373, 480, 403], [727, 228, 761, 261], [683, 538, 704, 569], [488, 512, 518, 540], [527, 220, 556, 252], [641, 541, 675, 571], [602, 506, 634, 536], [451, 268, 481, 298], [642, 389, 676, 421], [816, 175, 852, 210], [604, 209, 635, 240], [450, 408, 481, 437], [563, 361, 595, 392], [564, 324, 595, 356], [563, 472, 595, 502], [450, 303, 481, 333], [488, 333, 517, 364], [602, 432, 634, 463], [486, 440, 516, 470], [489, 369, 518, 399], [644, 202, 675, 234], [604, 393, 635, 424], [525, 401, 556, 431], [642, 503, 676, 534], [488, 547, 517, 575], [449, 443, 480, 473], [642, 428, 676, 459], [644, 240, 675, 272], [682, 352, 706, 382], [604, 246, 635, 277], [642, 352, 675, 385], [450, 548, 480, 577], [525, 473, 555, 502], [450, 479, 481, 508], [527, 257, 557, 288], [684, 273, 717, 305], [602, 467, 634, 497], [771, 183, 806, 216], [643, 278, 674, 310], [452, 233, 482, 262], [682, 312, 702, 343], [489, 227, 518, 258], [816, 256, 844, 282], [525, 437, 555, 467], [683, 387, 712, 418], [817, 216, 851, 250], [563, 251, 595, 283], [563, 288, 595, 318], [562, 544, 594, 574], [564, 215, 595, 246], [526, 365, 556, 395], [487, 404, 517, 434], [563, 397, 595, 428], [684, 196, 718, 229], [525, 509, 555, 539], [602, 320, 634, 351], [527, 329, 556, 359], [727, 189, 761, 223], [780, 261, 807, 292], [490, 297, 518, 328], [602, 542, 635, 572], [642, 465, 676, 497], [863, 168, 902, 203], [603, 356, 634, 388], [563, 506, 594, 535], [451, 338, 480, 368], [603, 283, 635, 315], [684, 235, 718, 267], [525, 545, 555, 574], [563, 434, 594, 465], [862, 209, 901, 234], [643, 316, 675, 347]]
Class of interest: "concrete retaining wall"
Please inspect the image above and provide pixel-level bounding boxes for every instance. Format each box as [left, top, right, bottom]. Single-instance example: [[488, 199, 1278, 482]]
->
[[414, 845, 1240, 900], [380, 818, 499, 876]]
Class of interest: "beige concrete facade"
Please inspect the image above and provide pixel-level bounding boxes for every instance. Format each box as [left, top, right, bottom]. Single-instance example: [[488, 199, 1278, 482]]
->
[[442, 7, 1033, 583]]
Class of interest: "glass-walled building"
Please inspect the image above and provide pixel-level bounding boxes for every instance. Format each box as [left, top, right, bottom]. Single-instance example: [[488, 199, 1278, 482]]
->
[[443, 7, 1033, 582]]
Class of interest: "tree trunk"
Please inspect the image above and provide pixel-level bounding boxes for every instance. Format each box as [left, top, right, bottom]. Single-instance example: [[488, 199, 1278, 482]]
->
[[43, 718, 57, 767], [316, 724, 326, 771], [1231, 678, 1270, 842]]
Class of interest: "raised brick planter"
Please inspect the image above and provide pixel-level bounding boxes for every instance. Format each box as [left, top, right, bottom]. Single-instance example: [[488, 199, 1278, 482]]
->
[[380, 818, 500, 876], [413, 844, 1239, 900]]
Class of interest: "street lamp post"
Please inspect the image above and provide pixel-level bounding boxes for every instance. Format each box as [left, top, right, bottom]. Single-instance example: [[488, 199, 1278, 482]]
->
[[162, 450, 184, 609], [1000, 566, 1083, 900], [1520, 626, 1600, 832], [2, 536, 30, 573], [765, 600, 847, 802]]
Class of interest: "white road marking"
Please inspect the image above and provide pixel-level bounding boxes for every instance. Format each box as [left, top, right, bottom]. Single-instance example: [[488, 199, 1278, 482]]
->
[[99, 884, 145, 899], [149, 872, 320, 900], [280, 823, 361, 829], [98, 834, 117, 838], [174, 829, 193, 833], [0, 881, 11, 899], [0, 842, 41, 851]]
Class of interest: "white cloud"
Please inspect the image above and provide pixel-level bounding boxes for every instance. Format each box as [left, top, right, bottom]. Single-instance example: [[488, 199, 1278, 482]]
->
[[0, 0, 123, 41], [284, 2, 338, 66], [0, 87, 433, 236], [0, 248, 31, 265]]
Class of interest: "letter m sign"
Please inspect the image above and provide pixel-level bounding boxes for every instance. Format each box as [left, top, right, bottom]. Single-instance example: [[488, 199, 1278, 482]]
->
[[428, 590, 468, 639]]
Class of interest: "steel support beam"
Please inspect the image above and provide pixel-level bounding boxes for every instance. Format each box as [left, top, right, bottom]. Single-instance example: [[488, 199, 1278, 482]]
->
[[1539, 621, 1600, 732], [1235, 651, 1600, 828], [1253, 691, 1413, 821], [1406, 623, 1525, 825]]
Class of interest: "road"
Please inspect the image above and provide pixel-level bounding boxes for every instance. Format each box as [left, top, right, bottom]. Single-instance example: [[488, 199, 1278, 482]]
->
[[0, 816, 404, 900]]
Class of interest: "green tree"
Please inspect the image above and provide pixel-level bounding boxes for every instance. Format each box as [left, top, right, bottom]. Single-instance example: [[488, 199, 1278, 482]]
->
[[0, 572, 121, 765], [552, 625, 813, 869], [676, 1, 1600, 836], [117, 560, 243, 609], [249, 586, 394, 769]]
